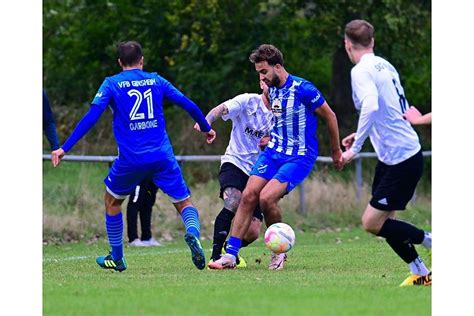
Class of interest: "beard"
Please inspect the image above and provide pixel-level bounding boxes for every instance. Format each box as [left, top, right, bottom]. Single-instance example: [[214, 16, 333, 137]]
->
[[267, 73, 281, 87]]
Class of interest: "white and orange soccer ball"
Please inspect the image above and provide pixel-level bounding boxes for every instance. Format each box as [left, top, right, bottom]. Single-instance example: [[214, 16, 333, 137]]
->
[[264, 223, 295, 254]]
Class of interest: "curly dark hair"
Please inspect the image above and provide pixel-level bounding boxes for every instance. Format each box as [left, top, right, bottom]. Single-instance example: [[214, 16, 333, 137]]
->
[[249, 44, 284, 66]]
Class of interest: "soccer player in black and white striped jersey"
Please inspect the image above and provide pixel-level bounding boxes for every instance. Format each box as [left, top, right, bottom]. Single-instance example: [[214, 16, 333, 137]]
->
[[341, 19, 432, 286]]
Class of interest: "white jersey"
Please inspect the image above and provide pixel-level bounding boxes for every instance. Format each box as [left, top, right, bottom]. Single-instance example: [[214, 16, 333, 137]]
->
[[221, 93, 274, 175], [350, 53, 421, 165]]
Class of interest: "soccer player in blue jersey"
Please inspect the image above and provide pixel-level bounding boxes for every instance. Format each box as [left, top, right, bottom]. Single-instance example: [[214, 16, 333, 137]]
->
[[51, 41, 216, 271], [209, 44, 343, 270]]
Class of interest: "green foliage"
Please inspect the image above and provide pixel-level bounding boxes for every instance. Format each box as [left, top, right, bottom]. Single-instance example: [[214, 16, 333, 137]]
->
[[43, 0, 431, 158]]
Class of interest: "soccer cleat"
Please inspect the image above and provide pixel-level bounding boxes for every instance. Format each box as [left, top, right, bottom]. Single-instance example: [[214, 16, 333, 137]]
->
[[222, 241, 247, 268], [400, 272, 432, 287], [236, 254, 247, 268], [268, 252, 287, 270], [129, 238, 147, 247], [184, 233, 206, 270], [208, 253, 237, 270], [96, 254, 127, 272], [141, 237, 162, 247]]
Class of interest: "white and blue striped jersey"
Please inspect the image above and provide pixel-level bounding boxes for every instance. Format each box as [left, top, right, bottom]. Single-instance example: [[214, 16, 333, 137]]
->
[[221, 93, 274, 175], [267, 74, 326, 159]]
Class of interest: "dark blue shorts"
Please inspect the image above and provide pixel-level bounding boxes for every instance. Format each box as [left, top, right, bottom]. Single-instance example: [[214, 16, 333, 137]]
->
[[104, 156, 190, 202]]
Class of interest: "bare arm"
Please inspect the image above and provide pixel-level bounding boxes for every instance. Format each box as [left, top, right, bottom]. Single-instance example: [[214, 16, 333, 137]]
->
[[403, 106, 432, 125], [193, 103, 229, 131], [315, 102, 343, 170], [206, 103, 229, 124]]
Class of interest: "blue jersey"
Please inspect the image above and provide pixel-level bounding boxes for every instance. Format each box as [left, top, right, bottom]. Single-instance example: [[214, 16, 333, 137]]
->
[[267, 74, 325, 159], [62, 69, 210, 165]]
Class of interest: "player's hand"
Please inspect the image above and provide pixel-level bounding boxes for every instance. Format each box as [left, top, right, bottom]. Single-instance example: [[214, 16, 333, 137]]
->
[[51, 148, 65, 167], [332, 148, 344, 171], [403, 106, 422, 123], [258, 136, 271, 150], [341, 150, 356, 165], [341, 133, 356, 151], [193, 122, 201, 132], [205, 129, 216, 144]]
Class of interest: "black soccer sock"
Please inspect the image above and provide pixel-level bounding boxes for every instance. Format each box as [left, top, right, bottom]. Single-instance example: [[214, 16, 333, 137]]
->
[[211, 208, 235, 260], [377, 218, 424, 264], [377, 218, 425, 245], [385, 237, 419, 263]]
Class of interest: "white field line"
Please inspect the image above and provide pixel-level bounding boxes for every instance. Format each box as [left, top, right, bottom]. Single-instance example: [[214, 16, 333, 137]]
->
[[43, 248, 207, 263], [42, 243, 323, 263]]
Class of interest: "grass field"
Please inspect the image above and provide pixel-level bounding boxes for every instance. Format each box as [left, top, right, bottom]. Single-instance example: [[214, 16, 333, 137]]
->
[[43, 228, 431, 316]]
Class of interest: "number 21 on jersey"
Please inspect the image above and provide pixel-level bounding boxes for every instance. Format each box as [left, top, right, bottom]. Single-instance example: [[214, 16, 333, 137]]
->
[[128, 88, 154, 120]]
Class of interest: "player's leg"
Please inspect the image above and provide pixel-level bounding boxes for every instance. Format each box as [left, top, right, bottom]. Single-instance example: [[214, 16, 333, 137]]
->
[[259, 179, 287, 226], [362, 205, 431, 285], [261, 154, 315, 227], [173, 198, 206, 270], [97, 160, 147, 271], [126, 184, 143, 246], [95, 190, 128, 271], [154, 156, 205, 269], [211, 186, 242, 261], [208, 176, 268, 269], [209, 151, 276, 269], [211, 163, 266, 269], [242, 213, 263, 246], [259, 180, 290, 270], [261, 154, 315, 270], [366, 151, 431, 286], [139, 180, 156, 242]]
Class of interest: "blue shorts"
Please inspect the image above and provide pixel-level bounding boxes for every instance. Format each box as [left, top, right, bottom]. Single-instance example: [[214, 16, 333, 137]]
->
[[104, 155, 190, 202], [249, 149, 315, 193]]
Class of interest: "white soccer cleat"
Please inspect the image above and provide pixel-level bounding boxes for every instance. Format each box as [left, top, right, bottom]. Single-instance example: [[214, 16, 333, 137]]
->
[[268, 252, 287, 270], [208, 254, 237, 270]]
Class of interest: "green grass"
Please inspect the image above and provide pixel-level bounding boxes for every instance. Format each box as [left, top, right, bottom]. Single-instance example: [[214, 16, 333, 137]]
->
[[43, 229, 431, 316]]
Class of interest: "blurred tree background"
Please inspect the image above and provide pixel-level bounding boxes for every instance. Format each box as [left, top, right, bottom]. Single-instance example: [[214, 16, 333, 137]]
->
[[43, 0, 431, 167]]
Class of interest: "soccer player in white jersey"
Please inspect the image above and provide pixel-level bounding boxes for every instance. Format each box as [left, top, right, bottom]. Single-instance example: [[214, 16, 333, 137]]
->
[[209, 44, 343, 270], [195, 80, 274, 268], [341, 20, 432, 286]]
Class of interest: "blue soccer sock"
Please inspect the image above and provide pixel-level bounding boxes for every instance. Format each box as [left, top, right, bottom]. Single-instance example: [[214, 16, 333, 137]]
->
[[181, 206, 201, 238], [226, 236, 242, 258], [105, 212, 123, 260]]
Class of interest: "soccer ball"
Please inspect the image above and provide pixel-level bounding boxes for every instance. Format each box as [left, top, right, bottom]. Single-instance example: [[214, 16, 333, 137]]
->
[[264, 222, 295, 254]]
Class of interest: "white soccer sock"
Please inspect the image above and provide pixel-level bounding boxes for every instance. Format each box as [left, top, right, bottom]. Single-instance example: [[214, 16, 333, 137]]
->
[[408, 256, 430, 276], [421, 232, 432, 249]]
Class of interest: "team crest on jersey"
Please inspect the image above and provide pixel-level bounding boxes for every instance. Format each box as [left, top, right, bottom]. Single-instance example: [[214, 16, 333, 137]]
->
[[271, 98, 282, 117]]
